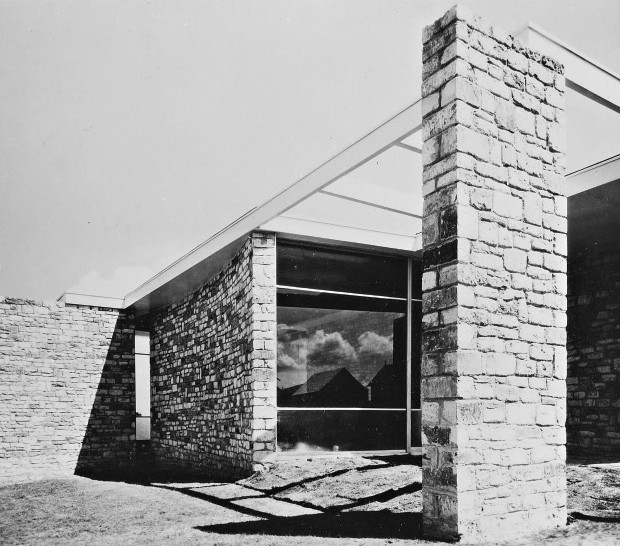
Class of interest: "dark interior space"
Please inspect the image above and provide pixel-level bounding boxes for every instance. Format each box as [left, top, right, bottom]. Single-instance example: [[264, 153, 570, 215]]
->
[[567, 178, 620, 459]]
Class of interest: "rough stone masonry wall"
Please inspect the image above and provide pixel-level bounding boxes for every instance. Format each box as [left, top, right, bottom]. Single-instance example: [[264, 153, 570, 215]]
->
[[421, 7, 567, 541], [150, 232, 277, 479], [0, 298, 135, 483], [567, 243, 620, 455]]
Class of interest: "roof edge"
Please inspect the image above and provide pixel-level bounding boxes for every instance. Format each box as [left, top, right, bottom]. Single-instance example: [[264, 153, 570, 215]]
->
[[123, 98, 423, 308], [58, 292, 125, 309]]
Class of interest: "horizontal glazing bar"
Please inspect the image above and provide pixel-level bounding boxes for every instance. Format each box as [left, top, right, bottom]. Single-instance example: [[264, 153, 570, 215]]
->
[[277, 284, 422, 302], [277, 449, 410, 456], [277, 407, 423, 411]]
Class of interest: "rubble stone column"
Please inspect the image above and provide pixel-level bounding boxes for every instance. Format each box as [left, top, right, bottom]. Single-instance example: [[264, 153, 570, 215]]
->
[[421, 6, 567, 541]]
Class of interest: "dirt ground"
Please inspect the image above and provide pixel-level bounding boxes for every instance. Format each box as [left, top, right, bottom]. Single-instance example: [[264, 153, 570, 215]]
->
[[1, 456, 619, 545]]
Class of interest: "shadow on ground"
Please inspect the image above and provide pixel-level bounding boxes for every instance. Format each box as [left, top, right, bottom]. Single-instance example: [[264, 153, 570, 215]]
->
[[77, 451, 620, 544], [196, 511, 424, 540], [164, 454, 427, 541]]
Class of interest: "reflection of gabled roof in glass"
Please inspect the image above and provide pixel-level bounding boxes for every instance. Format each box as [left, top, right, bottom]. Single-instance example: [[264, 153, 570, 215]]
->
[[121, 22, 620, 314], [293, 367, 355, 396]]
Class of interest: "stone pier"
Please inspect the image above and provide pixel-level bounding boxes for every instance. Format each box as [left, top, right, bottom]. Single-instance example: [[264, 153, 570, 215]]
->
[[420, 6, 567, 541]]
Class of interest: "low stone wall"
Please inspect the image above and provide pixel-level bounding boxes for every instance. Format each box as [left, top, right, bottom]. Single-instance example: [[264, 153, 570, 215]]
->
[[567, 243, 620, 455], [149, 232, 277, 479], [0, 298, 135, 483]]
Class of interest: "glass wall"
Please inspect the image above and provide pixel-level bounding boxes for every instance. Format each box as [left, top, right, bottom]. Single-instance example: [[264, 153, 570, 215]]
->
[[276, 241, 421, 453]]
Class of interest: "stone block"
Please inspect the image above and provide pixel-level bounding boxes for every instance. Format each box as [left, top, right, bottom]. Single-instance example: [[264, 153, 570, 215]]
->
[[424, 102, 458, 139], [442, 77, 481, 108], [479, 221, 498, 245], [459, 351, 483, 375], [493, 192, 523, 219], [542, 213, 567, 233], [423, 133, 442, 166], [457, 206, 479, 240], [523, 192, 543, 225], [422, 271, 438, 291], [439, 264, 458, 287], [544, 254, 566, 273], [536, 405, 556, 426], [423, 213, 439, 246], [504, 248, 527, 273], [422, 91, 441, 117], [515, 108, 536, 134], [528, 307, 554, 327], [506, 403, 537, 424], [472, 252, 503, 271], [483, 402, 505, 423], [422, 376, 458, 399], [483, 352, 517, 376], [423, 402, 441, 426]]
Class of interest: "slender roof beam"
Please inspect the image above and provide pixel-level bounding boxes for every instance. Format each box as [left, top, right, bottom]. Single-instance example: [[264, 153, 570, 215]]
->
[[318, 189, 422, 218], [567, 154, 620, 196], [516, 23, 620, 114], [395, 142, 422, 154], [122, 24, 620, 312], [123, 98, 423, 308]]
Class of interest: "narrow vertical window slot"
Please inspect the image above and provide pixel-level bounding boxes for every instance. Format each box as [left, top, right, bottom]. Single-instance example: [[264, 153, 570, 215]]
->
[[135, 331, 151, 441]]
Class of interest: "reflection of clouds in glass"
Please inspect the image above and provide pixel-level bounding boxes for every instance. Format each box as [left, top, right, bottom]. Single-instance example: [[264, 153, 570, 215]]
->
[[277, 324, 309, 371], [358, 331, 393, 356], [307, 330, 357, 368], [278, 327, 394, 372], [277, 338, 308, 370], [277, 323, 305, 342], [277, 350, 299, 370]]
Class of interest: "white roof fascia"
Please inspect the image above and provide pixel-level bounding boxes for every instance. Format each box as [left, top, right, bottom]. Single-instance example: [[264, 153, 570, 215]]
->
[[515, 23, 620, 114], [59, 292, 125, 309], [262, 215, 421, 252], [567, 154, 620, 196], [124, 99, 422, 309]]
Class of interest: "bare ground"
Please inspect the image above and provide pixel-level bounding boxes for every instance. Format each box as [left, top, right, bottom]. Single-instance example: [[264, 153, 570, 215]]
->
[[1, 456, 619, 545]]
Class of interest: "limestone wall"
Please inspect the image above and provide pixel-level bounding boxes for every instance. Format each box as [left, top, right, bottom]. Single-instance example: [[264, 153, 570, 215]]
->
[[149, 232, 277, 479], [567, 243, 620, 455], [421, 6, 567, 541], [0, 298, 135, 483]]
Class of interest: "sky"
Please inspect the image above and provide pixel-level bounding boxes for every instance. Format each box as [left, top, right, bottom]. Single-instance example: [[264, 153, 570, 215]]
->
[[1, 0, 620, 301]]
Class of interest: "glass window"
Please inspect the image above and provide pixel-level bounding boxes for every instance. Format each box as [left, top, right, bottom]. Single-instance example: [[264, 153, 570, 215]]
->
[[276, 241, 422, 453], [277, 303, 406, 409], [277, 241, 413, 298], [135, 331, 151, 441]]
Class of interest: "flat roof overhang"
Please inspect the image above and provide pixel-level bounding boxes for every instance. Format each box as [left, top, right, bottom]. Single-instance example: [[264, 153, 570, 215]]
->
[[124, 99, 424, 314], [63, 22, 620, 315]]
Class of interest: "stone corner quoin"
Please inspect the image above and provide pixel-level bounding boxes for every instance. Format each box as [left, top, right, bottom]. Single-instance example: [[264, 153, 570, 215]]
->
[[420, 5, 567, 542]]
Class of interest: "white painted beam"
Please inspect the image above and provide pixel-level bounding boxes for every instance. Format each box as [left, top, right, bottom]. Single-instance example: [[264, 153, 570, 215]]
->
[[59, 292, 125, 309], [395, 142, 422, 154], [260, 216, 421, 253], [319, 189, 422, 218], [516, 23, 620, 114], [567, 154, 620, 196], [124, 99, 422, 309]]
